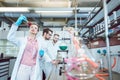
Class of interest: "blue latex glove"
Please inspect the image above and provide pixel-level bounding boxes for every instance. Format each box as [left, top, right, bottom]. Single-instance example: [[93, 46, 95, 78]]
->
[[39, 49, 44, 57], [97, 49, 101, 54], [103, 49, 107, 54], [15, 15, 27, 26]]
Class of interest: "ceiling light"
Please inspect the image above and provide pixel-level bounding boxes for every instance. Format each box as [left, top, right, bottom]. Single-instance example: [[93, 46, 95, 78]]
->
[[0, 7, 29, 12], [35, 11, 72, 13]]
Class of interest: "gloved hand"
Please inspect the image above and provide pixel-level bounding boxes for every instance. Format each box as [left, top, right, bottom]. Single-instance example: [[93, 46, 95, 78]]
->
[[39, 49, 44, 57], [15, 15, 27, 26]]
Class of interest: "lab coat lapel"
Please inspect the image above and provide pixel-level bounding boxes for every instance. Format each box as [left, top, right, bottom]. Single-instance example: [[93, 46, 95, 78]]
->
[[33, 37, 42, 80], [11, 37, 27, 80]]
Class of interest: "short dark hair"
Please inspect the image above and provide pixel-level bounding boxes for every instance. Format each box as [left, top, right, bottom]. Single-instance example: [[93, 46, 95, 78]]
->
[[42, 28, 53, 36], [29, 22, 39, 31], [54, 34, 59, 37]]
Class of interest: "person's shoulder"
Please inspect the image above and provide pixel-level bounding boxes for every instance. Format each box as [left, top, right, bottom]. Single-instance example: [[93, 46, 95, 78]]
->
[[57, 41, 61, 44], [37, 36, 44, 41], [46, 40, 51, 44], [47, 40, 52, 45], [37, 35, 42, 39]]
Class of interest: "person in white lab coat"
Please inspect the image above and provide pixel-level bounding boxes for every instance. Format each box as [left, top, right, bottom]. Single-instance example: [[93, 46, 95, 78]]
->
[[48, 34, 60, 60], [39, 28, 59, 80], [7, 15, 51, 80], [47, 34, 61, 80]]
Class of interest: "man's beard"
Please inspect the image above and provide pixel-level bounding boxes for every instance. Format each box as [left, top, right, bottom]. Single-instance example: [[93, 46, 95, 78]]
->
[[53, 40, 57, 43], [45, 37, 50, 40]]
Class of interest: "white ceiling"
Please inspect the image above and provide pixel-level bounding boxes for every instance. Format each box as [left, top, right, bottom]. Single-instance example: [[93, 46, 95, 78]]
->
[[0, 0, 100, 7], [0, 0, 71, 7], [0, 0, 101, 27]]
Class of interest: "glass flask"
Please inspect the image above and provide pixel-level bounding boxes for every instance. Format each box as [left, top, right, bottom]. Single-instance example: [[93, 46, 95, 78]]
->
[[62, 27, 99, 79], [65, 56, 99, 79], [64, 37, 99, 80]]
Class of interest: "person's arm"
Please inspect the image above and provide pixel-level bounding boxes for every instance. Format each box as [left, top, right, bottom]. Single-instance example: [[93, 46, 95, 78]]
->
[[7, 24, 21, 47], [42, 47, 60, 65], [42, 52, 52, 62], [7, 15, 27, 47], [42, 53, 59, 65], [39, 47, 52, 62], [39, 48, 60, 65]]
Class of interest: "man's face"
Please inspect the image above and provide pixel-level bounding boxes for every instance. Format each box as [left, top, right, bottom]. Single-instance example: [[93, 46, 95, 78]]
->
[[29, 24, 38, 35], [45, 31, 52, 40], [53, 35, 59, 43]]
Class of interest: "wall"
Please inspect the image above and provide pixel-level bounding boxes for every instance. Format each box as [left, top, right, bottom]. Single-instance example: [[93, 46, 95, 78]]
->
[[0, 21, 9, 31], [90, 44, 120, 73]]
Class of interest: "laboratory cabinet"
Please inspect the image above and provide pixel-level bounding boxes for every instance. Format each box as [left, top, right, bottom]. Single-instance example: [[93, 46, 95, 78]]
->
[[0, 57, 16, 80], [0, 58, 9, 80]]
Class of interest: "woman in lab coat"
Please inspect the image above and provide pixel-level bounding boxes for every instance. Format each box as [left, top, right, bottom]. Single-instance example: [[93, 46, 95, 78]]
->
[[7, 15, 51, 80]]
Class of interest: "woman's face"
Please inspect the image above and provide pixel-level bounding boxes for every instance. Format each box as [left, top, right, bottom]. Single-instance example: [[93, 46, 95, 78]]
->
[[29, 24, 38, 35]]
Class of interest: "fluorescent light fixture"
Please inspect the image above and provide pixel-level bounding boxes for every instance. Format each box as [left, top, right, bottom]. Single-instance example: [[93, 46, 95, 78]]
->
[[0, 7, 29, 12], [35, 10, 72, 13], [0, 7, 72, 13]]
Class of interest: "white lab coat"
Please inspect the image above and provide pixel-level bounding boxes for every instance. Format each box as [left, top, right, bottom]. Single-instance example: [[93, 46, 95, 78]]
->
[[7, 24, 51, 80], [48, 41, 60, 60], [38, 36, 53, 80], [46, 41, 61, 80]]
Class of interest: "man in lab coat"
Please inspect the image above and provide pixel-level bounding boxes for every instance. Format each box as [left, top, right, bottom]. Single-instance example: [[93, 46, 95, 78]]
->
[[7, 15, 57, 80], [39, 29, 59, 80], [7, 15, 51, 80], [48, 34, 60, 60], [47, 34, 61, 80]]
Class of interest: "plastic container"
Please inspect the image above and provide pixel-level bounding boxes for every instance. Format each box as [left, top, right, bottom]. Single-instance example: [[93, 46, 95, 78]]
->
[[59, 42, 68, 50]]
